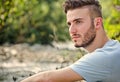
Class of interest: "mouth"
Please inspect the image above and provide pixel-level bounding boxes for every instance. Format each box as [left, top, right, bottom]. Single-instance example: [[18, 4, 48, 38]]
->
[[71, 34, 81, 42], [72, 37, 79, 41]]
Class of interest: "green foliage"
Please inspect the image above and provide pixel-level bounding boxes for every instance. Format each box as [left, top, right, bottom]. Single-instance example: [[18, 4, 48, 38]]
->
[[0, 0, 69, 45], [0, 0, 120, 45], [100, 0, 120, 41]]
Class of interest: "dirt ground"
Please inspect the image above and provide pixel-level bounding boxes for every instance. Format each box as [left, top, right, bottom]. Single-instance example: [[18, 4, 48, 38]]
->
[[0, 42, 86, 82]]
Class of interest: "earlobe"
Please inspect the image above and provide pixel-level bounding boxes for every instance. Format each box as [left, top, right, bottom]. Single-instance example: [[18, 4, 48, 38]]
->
[[94, 17, 102, 30]]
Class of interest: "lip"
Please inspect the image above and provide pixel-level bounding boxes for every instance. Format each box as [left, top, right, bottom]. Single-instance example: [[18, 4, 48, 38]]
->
[[71, 34, 81, 40], [71, 35, 80, 39], [72, 37, 79, 39], [71, 36, 80, 41]]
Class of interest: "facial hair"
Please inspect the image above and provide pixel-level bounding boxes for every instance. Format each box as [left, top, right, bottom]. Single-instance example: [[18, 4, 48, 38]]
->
[[75, 22, 96, 48]]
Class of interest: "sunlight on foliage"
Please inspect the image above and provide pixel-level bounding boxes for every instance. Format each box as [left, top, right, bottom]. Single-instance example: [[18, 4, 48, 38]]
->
[[100, 0, 120, 41], [0, 0, 120, 44]]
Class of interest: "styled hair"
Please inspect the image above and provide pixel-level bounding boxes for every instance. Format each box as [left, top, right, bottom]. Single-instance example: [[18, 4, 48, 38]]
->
[[63, 0, 102, 18]]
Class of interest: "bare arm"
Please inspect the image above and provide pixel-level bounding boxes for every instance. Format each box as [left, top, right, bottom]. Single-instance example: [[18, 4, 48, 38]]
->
[[20, 67, 84, 82]]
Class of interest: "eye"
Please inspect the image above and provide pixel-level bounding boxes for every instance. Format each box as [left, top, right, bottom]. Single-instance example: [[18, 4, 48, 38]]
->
[[75, 20, 81, 24], [67, 22, 71, 27]]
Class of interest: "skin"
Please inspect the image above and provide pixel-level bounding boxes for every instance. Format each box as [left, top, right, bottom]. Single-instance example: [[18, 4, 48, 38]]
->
[[67, 7, 96, 48], [21, 67, 82, 82], [21, 6, 109, 82]]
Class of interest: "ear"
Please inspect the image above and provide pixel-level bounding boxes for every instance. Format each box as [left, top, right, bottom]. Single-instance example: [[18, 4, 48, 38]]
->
[[94, 17, 103, 30]]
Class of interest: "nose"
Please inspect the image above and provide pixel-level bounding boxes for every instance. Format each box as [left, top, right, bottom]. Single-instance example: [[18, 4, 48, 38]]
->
[[69, 24, 77, 34]]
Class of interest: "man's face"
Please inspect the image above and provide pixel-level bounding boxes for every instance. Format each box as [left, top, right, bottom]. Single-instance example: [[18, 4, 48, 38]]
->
[[67, 7, 96, 48]]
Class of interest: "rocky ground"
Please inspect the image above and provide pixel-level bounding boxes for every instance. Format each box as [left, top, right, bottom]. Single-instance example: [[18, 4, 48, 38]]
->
[[0, 42, 87, 82]]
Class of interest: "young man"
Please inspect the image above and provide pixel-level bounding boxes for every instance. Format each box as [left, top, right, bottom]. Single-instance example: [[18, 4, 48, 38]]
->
[[21, 0, 120, 82]]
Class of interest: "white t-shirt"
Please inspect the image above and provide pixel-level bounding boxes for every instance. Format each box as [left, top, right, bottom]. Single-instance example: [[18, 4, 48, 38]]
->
[[69, 40, 120, 82]]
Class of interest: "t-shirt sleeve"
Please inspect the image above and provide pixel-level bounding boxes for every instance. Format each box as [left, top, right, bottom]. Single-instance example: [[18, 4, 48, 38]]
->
[[69, 51, 112, 82]]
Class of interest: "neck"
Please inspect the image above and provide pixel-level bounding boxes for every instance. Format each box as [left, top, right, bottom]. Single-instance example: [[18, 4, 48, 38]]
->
[[84, 30, 109, 53]]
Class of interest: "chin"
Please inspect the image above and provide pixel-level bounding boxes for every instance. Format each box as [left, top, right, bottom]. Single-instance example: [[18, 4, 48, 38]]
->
[[74, 43, 82, 48], [74, 41, 89, 48]]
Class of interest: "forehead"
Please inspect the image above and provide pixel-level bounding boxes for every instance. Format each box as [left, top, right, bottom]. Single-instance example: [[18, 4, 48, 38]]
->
[[67, 7, 90, 22]]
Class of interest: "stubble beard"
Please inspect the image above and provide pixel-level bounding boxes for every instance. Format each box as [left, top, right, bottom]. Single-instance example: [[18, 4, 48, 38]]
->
[[74, 23, 96, 48]]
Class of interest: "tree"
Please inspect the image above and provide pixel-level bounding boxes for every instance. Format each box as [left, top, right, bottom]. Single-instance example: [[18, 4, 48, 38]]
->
[[0, 0, 119, 45], [0, 0, 69, 45], [100, 0, 120, 41]]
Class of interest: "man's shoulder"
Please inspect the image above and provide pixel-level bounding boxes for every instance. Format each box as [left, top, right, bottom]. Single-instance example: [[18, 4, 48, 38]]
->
[[94, 40, 120, 54]]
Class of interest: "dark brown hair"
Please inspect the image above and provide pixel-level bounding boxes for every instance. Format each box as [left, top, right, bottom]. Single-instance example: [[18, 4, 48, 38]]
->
[[63, 0, 102, 18]]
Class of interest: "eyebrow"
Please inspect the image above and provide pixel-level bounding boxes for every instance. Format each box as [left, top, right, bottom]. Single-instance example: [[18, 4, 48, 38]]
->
[[73, 18, 83, 22]]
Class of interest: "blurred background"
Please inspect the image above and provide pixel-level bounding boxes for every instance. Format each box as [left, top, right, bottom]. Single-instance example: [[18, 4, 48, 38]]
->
[[0, 0, 120, 82], [0, 0, 120, 45]]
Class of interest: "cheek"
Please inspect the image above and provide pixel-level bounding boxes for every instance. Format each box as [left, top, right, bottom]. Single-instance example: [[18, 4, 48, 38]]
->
[[79, 24, 91, 34], [77, 27, 87, 35]]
